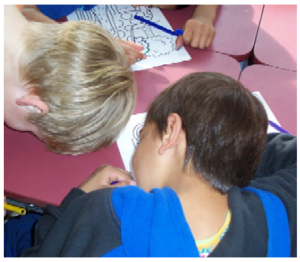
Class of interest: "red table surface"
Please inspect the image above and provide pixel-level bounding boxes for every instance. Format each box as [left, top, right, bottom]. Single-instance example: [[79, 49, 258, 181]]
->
[[253, 5, 297, 71], [239, 64, 297, 136], [4, 51, 241, 207], [163, 5, 263, 62]]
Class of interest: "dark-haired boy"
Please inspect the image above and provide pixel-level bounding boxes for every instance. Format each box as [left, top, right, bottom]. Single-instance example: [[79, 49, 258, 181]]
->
[[18, 72, 296, 257]]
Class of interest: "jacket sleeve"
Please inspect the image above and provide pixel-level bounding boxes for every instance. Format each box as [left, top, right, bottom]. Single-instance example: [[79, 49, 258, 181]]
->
[[250, 133, 297, 257], [254, 133, 297, 178], [21, 187, 122, 257]]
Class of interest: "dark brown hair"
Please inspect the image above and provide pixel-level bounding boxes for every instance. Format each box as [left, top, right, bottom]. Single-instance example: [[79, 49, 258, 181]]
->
[[146, 72, 268, 193]]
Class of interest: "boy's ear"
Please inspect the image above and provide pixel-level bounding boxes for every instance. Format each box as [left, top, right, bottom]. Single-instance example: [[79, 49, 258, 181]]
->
[[158, 113, 183, 155], [16, 94, 49, 115]]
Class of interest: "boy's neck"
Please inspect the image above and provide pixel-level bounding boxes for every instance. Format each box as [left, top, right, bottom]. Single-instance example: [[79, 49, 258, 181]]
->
[[170, 174, 229, 241]]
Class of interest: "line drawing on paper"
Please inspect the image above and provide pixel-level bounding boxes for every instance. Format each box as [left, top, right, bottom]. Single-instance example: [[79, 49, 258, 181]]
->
[[131, 122, 144, 149], [71, 5, 175, 58]]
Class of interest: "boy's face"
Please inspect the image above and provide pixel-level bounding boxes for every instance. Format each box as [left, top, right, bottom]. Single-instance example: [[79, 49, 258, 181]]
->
[[132, 122, 163, 192]]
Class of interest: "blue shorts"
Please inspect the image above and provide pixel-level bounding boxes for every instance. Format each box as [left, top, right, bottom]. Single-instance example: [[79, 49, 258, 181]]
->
[[4, 213, 41, 257]]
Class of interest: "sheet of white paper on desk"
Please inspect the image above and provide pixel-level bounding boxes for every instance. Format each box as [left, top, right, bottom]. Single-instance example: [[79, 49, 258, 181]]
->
[[252, 91, 281, 134], [116, 92, 280, 173], [116, 113, 147, 172], [67, 5, 191, 71]]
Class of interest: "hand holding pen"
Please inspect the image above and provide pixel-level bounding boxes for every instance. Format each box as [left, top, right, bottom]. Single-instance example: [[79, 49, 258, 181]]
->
[[134, 5, 218, 51], [176, 15, 215, 50], [175, 5, 218, 50], [78, 165, 136, 193]]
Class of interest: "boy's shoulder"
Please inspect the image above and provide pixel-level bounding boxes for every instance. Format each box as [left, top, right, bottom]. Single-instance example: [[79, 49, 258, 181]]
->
[[111, 186, 177, 211]]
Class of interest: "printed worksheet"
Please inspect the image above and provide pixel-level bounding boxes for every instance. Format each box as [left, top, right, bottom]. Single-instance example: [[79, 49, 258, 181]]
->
[[67, 5, 191, 71], [117, 92, 281, 172], [252, 92, 281, 133], [116, 113, 146, 174]]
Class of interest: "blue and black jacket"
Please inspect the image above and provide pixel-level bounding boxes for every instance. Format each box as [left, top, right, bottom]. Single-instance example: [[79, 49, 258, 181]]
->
[[21, 134, 297, 257]]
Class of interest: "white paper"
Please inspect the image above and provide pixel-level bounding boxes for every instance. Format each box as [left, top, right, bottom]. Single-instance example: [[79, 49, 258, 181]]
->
[[117, 92, 280, 172], [67, 5, 191, 71], [252, 91, 281, 134], [116, 113, 147, 173]]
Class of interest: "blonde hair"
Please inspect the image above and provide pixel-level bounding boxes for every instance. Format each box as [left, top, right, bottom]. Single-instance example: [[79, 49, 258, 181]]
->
[[19, 21, 136, 155]]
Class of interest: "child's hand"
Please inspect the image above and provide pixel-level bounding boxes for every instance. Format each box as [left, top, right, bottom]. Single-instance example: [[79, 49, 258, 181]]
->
[[116, 39, 146, 66], [78, 165, 136, 193], [176, 16, 216, 50]]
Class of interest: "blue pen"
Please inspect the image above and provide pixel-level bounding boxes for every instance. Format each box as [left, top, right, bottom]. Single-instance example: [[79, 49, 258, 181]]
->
[[110, 181, 119, 185], [269, 120, 290, 134], [134, 15, 183, 36]]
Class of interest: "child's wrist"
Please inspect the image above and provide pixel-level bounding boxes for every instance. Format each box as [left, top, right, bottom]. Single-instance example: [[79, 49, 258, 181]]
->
[[192, 5, 218, 22], [191, 13, 215, 22]]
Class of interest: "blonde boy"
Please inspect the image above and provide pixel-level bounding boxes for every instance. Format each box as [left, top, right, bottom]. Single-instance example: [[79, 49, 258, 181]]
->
[[5, 5, 144, 155]]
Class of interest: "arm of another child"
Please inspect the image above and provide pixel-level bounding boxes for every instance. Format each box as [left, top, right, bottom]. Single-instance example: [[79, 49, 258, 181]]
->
[[21, 5, 146, 65], [132, 5, 218, 50], [22, 5, 57, 23], [21, 165, 136, 256]]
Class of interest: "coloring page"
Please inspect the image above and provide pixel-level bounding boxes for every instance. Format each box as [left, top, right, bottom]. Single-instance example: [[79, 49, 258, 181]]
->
[[116, 92, 280, 173], [67, 5, 191, 71], [252, 92, 281, 133], [116, 112, 146, 174]]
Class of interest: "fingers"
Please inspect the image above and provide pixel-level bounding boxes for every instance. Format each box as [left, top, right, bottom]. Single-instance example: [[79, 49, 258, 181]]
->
[[126, 51, 146, 66], [129, 42, 145, 52], [79, 165, 136, 193], [99, 165, 131, 182], [116, 38, 146, 65], [175, 35, 184, 50], [129, 51, 146, 66], [104, 166, 137, 188], [110, 167, 134, 183], [205, 30, 215, 48], [190, 30, 202, 49], [118, 39, 145, 51], [199, 33, 207, 49], [182, 18, 215, 49], [109, 180, 137, 188], [182, 27, 193, 46]]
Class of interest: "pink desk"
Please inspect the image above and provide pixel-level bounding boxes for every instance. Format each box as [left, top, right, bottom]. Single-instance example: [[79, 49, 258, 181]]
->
[[133, 50, 241, 113], [164, 5, 264, 62], [4, 51, 240, 207], [239, 64, 297, 135], [253, 5, 297, 71]]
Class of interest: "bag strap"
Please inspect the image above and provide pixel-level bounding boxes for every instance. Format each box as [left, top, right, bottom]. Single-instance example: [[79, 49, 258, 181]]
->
[[242, 187, 291, 257]]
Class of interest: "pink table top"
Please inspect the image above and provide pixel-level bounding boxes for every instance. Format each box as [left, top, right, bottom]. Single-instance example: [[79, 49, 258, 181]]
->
[[239, 64, 297, 136], [253, 5, 297, 71], [133, 49, 241, 114], [164, 5, 264, 62], [4, 51, 240, 207]]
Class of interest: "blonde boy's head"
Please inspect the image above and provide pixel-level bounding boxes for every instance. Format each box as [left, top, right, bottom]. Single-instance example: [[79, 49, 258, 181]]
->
[[19, 21, 135, 155]]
